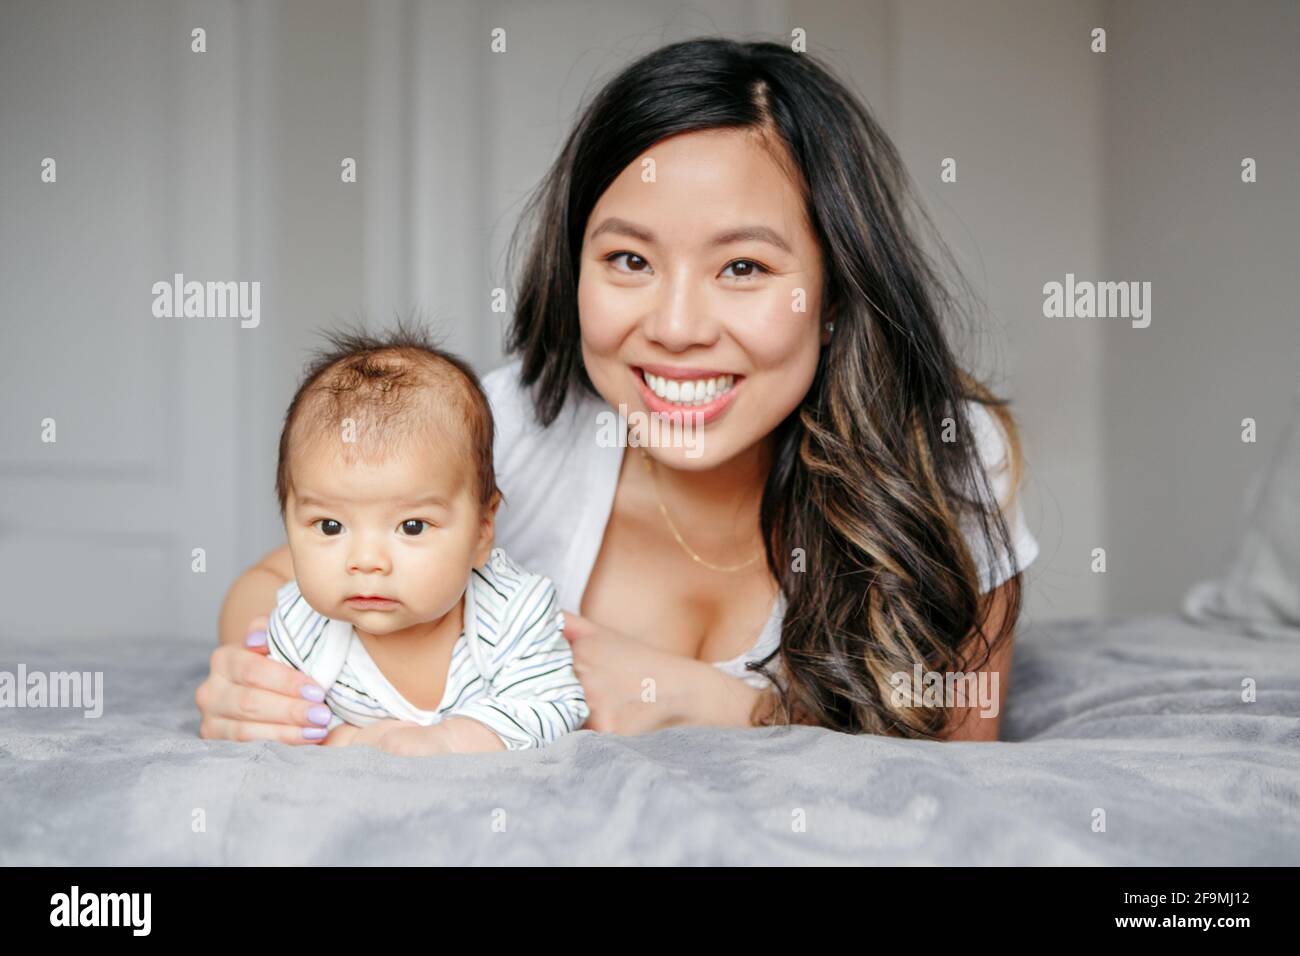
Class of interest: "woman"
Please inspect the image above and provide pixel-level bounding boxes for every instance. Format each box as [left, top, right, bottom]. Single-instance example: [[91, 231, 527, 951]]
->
[[197, 37, 1038, 744]]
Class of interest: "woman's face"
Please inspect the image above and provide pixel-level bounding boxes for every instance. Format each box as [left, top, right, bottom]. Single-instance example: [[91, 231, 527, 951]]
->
[[577, 127, 829, 471]]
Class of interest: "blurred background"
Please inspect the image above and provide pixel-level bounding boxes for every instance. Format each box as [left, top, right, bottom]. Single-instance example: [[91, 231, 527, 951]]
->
[[1, 0, 1297, 645]]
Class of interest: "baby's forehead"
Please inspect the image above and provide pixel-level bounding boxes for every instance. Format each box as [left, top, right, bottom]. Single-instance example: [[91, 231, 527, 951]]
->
[[295, 418, 473, 478], [292, 421, 474, 493]]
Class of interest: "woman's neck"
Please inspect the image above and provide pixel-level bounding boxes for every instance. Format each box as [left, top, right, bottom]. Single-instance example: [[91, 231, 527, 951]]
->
[[636, 436, 772, 539]]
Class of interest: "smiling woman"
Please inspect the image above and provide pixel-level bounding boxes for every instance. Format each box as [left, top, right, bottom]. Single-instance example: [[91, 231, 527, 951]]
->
[[497, 37, 1039, 740]]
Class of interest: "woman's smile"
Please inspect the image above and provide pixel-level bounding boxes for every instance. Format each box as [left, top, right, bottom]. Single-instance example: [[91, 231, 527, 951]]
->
[[631, 363, 744, 425]]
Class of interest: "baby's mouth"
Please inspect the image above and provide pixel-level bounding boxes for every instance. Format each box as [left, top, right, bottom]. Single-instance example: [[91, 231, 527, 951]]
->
[[345, 596, 400, 610]]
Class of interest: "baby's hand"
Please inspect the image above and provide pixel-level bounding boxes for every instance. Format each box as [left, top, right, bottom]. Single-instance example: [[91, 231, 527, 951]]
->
[[323, 718, 419, 749], [377, 724, 454, 756]]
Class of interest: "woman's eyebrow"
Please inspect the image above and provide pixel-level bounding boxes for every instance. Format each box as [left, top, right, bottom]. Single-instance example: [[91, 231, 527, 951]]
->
[[589, 217, 656, 244], [589, 217, 791, 253], [709, 225, 792, 254]]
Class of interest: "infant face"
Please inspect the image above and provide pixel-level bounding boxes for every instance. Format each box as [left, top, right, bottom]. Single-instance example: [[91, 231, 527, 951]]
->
[[284, 434, 494, 638]]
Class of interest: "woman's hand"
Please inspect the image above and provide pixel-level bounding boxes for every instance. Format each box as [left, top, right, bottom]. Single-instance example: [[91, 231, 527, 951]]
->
[[562, 611, 773, 733], [560, 611, 707, 734], [195, 615, 334, 744]]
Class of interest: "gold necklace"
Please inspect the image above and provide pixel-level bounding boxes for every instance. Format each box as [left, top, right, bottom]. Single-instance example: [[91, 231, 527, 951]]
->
[[639, 448, 764, 573]]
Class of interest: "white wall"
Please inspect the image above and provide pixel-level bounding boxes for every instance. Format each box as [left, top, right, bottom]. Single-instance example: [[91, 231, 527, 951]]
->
[[3, 0, 1293, 644], [886, 0, 1107, 625], [0, 0, 245, 644], [1100, 0, 1300, 616]]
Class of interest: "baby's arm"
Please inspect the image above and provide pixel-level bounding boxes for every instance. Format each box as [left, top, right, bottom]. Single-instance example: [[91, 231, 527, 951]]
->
[[324, 719, 417, 748], [361, 716, 505, 755], [437, 581, 589, 751]]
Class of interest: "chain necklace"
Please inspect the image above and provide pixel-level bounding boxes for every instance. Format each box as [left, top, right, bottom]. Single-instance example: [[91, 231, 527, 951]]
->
[[639, 448, 764, 573]]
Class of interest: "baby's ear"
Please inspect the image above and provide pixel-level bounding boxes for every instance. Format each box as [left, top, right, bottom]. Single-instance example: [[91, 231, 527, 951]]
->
[[473, 496, 499, 565]]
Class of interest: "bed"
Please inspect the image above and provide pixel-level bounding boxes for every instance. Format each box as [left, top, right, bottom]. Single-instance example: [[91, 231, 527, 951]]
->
[[5, 397, 1299, 866], [1, 606, 1297, 866]]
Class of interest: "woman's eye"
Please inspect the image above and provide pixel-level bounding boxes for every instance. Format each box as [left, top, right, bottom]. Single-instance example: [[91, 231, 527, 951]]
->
[[315, 519, 343, 536], [399, 519, 429, 536], [721, 259, 769, 280], [607, 252, 652, 274]]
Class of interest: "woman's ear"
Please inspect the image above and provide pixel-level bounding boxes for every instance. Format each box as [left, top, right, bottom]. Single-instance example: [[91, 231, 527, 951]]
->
[[820, 303, 837, 346]]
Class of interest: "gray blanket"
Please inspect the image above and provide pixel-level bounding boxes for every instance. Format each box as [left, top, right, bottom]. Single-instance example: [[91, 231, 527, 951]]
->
[[2, 614, 1298, 865]]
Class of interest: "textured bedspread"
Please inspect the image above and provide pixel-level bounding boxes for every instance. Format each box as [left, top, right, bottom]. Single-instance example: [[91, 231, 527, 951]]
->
[[2, 614, 1298, 865]]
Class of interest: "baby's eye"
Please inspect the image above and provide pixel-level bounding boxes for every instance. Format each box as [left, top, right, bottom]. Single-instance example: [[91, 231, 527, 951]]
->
[[399, 519, 429, 536], [315, 519, 343, 537], [721, 259, 769, 280]]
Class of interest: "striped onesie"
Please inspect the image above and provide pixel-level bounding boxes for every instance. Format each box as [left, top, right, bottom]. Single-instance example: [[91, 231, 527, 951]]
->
[[266, 547, 589, 751]]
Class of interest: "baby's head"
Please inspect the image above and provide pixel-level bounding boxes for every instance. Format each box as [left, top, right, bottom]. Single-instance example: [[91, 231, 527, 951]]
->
[[276, 324, 501, 636]]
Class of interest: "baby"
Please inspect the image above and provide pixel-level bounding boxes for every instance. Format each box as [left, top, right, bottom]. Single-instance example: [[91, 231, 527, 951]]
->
[[265, 325, 588, 755]]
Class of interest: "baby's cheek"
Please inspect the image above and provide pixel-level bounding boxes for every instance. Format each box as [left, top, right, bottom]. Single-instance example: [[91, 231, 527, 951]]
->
[[406, 548, 468, 615], [295, 574, 335, 617], [288, 546, 337, 608]]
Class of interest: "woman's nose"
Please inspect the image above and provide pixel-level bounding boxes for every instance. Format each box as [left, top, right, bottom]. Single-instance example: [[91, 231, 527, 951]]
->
[[642, 273, 717, 350]]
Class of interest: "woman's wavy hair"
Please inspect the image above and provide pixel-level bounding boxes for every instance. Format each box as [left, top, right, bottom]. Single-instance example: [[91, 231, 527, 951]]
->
[[505, 37, 1027, 739]]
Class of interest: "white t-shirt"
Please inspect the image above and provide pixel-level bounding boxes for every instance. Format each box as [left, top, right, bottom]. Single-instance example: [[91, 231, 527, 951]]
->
[[482, 358, 1039, 690]]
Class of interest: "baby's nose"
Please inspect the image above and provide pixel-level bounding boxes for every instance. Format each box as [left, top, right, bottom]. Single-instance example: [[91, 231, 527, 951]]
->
[[347, 544, 391, 574]]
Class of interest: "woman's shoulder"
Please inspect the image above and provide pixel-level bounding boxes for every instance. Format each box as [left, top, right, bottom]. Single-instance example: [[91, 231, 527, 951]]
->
[[958, 399, 1039, 592], [482, 357, 587, 443], [481, 357, 610, 490], [963, 400, 1018, 510], [479, 360, 615, 602], [481, 358, 540, 482], [480, 357, 531, 439]]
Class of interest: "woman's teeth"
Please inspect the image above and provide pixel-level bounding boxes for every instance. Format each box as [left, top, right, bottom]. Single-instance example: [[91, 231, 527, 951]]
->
[[641, 370, 736, 406]]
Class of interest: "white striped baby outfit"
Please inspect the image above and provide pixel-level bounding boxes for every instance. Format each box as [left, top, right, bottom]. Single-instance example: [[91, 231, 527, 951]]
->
[[266, 547, 589, 751]]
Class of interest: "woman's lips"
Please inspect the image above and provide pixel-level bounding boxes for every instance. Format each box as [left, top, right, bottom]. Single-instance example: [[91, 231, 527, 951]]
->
[[345, 597, 399, 610], [631, 366, 743, 426]]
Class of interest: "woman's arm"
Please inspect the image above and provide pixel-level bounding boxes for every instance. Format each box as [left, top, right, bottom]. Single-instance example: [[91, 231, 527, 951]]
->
[[216, 544, 293, 646], [938, 576, 1017, 741], [677, 658, 769, 728], [197, 543, 329, 744], [682, 576, 1020, 738]]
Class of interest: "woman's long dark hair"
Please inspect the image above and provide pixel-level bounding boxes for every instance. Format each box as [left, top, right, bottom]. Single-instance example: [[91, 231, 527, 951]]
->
[[505, 37, 1026, 739]]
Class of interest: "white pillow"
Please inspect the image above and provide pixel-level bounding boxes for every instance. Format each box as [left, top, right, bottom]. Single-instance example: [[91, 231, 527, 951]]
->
[[1182, 383, 1300, 638]]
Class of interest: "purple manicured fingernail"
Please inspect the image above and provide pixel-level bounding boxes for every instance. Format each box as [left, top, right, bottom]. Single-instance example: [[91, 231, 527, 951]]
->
[[302, 726, 328, 740], [307, 705, 331, 726], [245, 630, 268, 648], [300, 684, 326, 703]]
